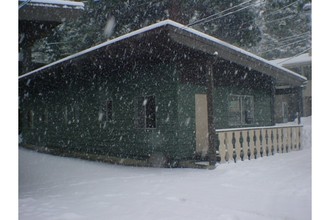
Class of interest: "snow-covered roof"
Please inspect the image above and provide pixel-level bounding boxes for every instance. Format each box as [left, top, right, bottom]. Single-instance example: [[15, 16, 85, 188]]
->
[[19, 0, 84, 24], [19, 19, 306, 86], [269, 53, 311, 68], [19, 0, 84, 10]]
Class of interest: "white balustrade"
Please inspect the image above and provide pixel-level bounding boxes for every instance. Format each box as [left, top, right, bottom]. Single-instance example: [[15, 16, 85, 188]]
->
[[216, 125, 302, 163]]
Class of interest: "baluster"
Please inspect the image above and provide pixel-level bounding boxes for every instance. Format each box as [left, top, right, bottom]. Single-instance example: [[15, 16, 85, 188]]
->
[[247, 131, 251, 160], [276, 128, 280, 153], [217, 133, 221, 163], [296, 127, 300, 150], [281, 128, 284, 153], [239, 132, 244, 161], [232, 132, 237, 163], [298, 127, 301, 150], [224, 132, 229, 162], [219, 133, 225, 163], [294, 127, 298, 150], [253, 130, 258, 159], [285, 128, 289, 153], [290, 127, 293, 150], [259, 129, 264, 157], [265, 130, 269, 156], [271, 129, 274, 155]]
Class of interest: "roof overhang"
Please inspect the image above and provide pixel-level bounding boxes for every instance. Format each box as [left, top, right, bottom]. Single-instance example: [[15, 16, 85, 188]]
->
[[19, 0, 84, 23], [19, 20, 306, 87], [269, 53, 311, 69]]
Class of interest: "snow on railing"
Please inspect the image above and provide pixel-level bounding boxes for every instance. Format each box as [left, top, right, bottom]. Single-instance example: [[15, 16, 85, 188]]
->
[[216, 125, 302, 163]]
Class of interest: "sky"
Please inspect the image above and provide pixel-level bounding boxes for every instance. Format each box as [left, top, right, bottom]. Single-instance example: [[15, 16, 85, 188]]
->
[[0, 1, 329, 219]]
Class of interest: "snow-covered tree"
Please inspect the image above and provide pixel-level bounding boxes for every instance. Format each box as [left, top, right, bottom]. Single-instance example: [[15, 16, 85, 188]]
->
[[32, 0, 263, 64], [251, 0, 311, 59]]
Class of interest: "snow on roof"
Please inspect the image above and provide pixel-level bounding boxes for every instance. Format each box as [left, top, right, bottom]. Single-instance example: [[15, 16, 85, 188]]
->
[[163, 20, 306, 84], [19, 0, 84, 9], [19, 20, 306, 85], [269, 53, 311, 67]]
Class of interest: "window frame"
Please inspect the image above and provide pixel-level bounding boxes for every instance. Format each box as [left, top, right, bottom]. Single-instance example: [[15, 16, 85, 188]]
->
[[63, 106, 68, 124], [71, 103, 80, 124], [27, 109, 34, 129], [135, 95, 157, 129], [42, 108, 48, 124], [105, 99, 113, 122], [228, 94, 254, 126], [99, 99, 113, 122]]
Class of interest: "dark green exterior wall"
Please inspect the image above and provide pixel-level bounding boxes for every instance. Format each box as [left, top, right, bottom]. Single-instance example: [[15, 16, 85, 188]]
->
[[19, 57, 274, 160], [20, 61, 182, 159], [176, 74, 273, 158]]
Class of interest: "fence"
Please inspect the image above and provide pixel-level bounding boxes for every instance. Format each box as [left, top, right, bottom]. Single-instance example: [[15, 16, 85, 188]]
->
[[216, 125, 303, 163]]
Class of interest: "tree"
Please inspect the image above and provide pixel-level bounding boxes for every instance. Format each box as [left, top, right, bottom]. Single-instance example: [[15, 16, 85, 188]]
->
[[251, 0, 311, 59], [185, 0, 262, 48], [32, 0, 263, 64]]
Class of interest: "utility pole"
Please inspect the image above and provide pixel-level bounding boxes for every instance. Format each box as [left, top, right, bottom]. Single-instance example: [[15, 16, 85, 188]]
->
[[206, 59, 217, 166]]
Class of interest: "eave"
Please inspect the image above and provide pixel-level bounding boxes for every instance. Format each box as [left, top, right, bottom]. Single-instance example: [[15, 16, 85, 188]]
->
[[19, 20, 306, 87]]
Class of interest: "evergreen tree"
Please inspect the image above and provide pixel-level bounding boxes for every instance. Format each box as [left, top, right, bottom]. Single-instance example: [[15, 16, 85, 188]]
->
[[251, 0, 311, 59], [185, 0, 262, 48], [32, 0, 264, 63]]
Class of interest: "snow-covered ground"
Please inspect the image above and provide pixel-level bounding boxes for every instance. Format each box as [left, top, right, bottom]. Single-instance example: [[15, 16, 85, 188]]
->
[[19, 117, 311, 220]]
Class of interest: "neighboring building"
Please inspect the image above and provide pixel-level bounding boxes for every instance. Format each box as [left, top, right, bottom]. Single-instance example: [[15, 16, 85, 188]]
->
[[270, 53, 311, 123], [19, 20, 306, 164], [19, 0, 84, 75]]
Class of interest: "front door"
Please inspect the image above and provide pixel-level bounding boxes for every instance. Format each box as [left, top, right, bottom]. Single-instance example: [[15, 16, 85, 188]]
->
[[195, 94, 209, 157]]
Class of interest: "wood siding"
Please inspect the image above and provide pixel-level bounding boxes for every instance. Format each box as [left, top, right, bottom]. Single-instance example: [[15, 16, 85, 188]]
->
[[20, 56, 274, 160]]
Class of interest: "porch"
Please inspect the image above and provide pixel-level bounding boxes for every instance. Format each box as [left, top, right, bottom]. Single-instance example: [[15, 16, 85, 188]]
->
[[215, 124, 303, 163]]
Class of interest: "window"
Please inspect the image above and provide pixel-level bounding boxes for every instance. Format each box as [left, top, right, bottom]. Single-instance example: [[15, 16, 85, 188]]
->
[[63, 106, 68, 124], [42, 109, 48, 124], [105, 100, 113, 121], [27, 110, 34, 128], [136, 95, 156, 129], [72, 104, 80, 123], [99, 100, 112, 122], [228, 95, 254, 126]]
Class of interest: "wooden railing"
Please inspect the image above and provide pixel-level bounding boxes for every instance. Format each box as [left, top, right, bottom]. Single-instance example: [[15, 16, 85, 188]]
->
[[216, 125, 303, 163]]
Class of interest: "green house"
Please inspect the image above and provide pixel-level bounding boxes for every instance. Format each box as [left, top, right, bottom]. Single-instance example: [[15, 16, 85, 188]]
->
[[19, 20, 306, 164]]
